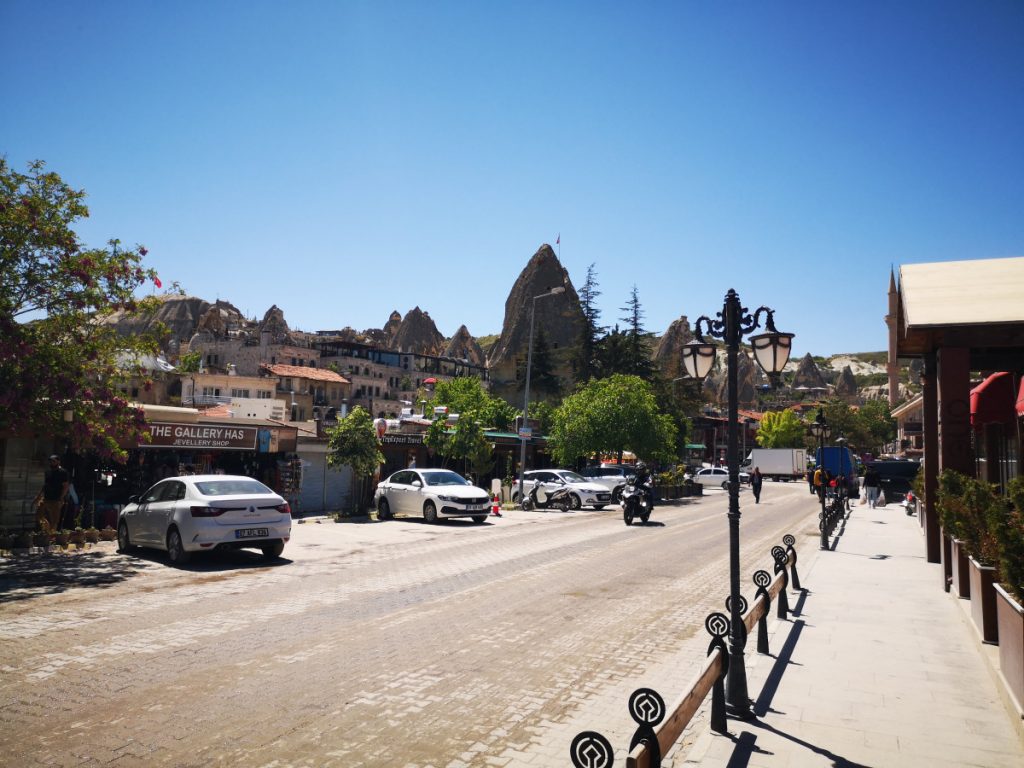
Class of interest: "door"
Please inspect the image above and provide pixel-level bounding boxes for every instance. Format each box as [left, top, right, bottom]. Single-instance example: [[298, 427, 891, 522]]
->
[[387, 470, 415, 516], [132, 481, 169, 544]]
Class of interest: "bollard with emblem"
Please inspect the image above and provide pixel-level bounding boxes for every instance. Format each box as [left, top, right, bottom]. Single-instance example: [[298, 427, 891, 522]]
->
[[772, 545, 790, 619], [783, 534, 800, 590], [752, 569, 772, 655]]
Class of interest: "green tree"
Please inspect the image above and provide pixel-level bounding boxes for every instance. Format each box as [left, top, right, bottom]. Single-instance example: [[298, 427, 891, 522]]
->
[[756, 409, 807, 448], [595, 324, 629, 377], [548, 374, 677, 466], [570, 263, 604, 383], [619, 285, 657, 379], [177, 350, 202, 373], [528, 400, 556, 435], [517, 326, 562, 400], [430, 376, 518, 430], [326, 406, 384, 514], [1, 159, 164, 460], [854, 399, 897, 453], [424, 413, 494, 477]]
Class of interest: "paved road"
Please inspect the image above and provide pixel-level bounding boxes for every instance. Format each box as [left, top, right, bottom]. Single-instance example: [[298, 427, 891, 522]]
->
[[0, 481, 818, 767]]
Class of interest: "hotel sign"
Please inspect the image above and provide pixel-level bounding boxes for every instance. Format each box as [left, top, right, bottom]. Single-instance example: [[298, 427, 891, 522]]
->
[[143, 422, 258, 451]]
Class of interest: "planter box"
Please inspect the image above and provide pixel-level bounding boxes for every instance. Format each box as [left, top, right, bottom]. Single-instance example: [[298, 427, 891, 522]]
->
[[968, 557, 999, 644], [950, 538, 971, 599], [941, 529, 953, 592], [994, 585, 1024, 717]]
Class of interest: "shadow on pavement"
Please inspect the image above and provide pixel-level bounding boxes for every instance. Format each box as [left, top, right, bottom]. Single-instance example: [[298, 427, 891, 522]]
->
[[0, 550, 151, 602]]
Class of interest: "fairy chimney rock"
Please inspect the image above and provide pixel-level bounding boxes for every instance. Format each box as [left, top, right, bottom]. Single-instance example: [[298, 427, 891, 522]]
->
[[391, 306, 446, 355], [654, 315, 693, 380], [792, 353, 829, 391], [715, 349, 760, 408], [487, 244, 584, 402], [835, 365, 859, 402], [444, 325, 487, 367], [383, 310, 403, 344]]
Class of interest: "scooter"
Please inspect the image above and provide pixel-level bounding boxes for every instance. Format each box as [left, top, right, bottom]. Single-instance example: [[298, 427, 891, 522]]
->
[[621, 476, 653, 526], [901, 490, 917, 516], [521, 481, 572, 512]]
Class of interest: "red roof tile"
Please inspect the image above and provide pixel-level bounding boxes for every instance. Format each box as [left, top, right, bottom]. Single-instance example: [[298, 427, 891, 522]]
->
[[262, 363, 350, 384]]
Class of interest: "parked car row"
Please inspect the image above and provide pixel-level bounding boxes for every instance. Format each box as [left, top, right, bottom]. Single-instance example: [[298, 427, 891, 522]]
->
[[115, 464, 746, 567]]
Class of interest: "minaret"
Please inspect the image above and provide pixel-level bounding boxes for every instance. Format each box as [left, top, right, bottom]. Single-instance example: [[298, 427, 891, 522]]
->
[[885, 267, 899, 406]]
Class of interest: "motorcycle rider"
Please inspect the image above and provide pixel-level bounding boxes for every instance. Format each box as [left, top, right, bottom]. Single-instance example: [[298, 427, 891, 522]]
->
[[633, 461, 655, 510]]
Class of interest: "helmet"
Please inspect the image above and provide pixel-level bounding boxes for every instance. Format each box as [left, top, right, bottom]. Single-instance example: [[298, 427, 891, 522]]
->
[[635, 461, 646, 472]]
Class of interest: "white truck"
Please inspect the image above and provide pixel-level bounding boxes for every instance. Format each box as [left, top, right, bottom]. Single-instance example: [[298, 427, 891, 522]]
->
[[740, 448, 807, 482]]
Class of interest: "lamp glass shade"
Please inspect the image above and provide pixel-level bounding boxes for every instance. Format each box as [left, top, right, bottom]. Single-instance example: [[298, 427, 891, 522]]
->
[[823, 425, 832, 439], [749, 331, 794, 375], [681, 340, 717, 380], [809, 421, 823, 438]]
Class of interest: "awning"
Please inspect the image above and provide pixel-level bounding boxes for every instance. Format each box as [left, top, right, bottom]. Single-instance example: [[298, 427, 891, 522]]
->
[[970, 371, 1017, 426], [1018, 378, 1024, 417]]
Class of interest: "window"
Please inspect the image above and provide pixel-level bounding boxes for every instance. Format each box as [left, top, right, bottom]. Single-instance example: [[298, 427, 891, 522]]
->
[[291, 357, 297, 366], [375, 386, 380, 397], [257, 390, 272, 399], [202, 386, 221, 397], [231, 388, 250, 398]]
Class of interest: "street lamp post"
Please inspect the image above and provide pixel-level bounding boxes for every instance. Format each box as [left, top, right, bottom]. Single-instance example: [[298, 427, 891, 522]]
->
[[809, 409, 831, 550], [680, 289, 793, 719], [517, 286, 565, 504]]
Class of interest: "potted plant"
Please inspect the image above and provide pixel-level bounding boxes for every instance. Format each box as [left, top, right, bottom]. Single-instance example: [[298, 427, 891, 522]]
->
[[960, 476, 1001, 644], [55, 529, 70, 549], [84, 527, 100, 544], [99, 527, 118, 541], [69, 527, 86, 548], [937, 470, 972, 599], [993, 477, 1024, 715]]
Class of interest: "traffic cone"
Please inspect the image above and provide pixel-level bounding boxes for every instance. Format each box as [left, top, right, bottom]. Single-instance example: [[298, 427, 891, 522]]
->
[[491, 493, 502, 517]]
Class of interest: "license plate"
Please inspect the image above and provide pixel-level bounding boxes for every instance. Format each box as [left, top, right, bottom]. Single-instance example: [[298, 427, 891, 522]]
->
[[235, 527, 269, 539], [467, 504, 486, 511]]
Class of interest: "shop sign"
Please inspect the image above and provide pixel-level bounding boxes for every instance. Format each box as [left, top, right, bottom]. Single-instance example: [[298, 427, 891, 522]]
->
[[144, 422, 258, 451], [381, 433, 425, 446]]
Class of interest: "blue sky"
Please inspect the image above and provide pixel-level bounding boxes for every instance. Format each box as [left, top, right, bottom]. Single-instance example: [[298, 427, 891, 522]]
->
[[3, 1, 1022, 357]]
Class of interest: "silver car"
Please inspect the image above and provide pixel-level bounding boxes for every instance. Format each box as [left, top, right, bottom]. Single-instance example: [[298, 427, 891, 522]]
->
[[374, 468, 492, 523], [514, 469, 613, 510], [117, 475, 292, 565], [692, 467, 750, 489]]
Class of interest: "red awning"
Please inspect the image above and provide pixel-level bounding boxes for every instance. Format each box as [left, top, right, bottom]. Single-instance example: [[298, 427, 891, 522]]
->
[[1017, 377, 1024, 416], [970, 371, 1016, 426]]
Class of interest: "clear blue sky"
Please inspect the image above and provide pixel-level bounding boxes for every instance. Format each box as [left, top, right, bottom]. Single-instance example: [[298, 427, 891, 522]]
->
[[3, 1, 1022, 358]]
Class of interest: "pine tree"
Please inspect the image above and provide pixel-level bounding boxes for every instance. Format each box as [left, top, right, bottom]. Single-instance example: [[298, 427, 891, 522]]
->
[[517, 327, 562, 400], [618, 285, 657, 379], [571, 263, 604, 383]]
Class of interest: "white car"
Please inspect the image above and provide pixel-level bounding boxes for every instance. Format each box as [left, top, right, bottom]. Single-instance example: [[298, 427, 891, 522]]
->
[[578, 465, 631, 501], [374, 468, 491, 523], [117, 475, 291, 565], [514, 469, 613, 510], [691, 467, 750, 490]]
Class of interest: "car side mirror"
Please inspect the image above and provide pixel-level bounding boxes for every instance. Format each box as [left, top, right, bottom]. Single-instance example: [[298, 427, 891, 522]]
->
[[128, 495, 139, 504], [411, 480, 422, 488]]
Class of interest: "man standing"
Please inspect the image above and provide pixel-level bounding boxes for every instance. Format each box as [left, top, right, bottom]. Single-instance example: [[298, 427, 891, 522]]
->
[[36, 455, 69, 531], [863, 465, 881, 508]]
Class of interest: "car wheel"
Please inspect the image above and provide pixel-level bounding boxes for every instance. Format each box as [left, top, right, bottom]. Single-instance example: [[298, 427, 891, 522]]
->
[[612, 486, 623, 503], [166, 527, 191, 566], [117, 520, 133, 553], [472, 515, 487, 524], [261, 540, 285, 560], [378, 498, 391, 520], [423, 500, 438, 524], [721, 481, 729, 490], [593, 505, 605, 511], [569, 493, 581, 510]]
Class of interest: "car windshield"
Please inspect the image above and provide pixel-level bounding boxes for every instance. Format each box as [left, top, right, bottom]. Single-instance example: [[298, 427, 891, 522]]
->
[[556, 471, 586, 483], [421, 471, 470, 487], [195, 479, 275, 496]]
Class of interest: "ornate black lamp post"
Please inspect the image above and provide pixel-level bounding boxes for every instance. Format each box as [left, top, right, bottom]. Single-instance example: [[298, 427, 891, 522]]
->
[[680, 289, 793, 719], [809, 408, 831, 550]]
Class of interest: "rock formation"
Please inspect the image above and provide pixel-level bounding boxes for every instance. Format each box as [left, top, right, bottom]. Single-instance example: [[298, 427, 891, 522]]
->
[[487, 245, 584, 403], [654, 315, 693, 380], [259, 305, 292, 345], [391, 306, 446, 355], [105, 294, 211, 349], [714, 350, 761, 408], [834, 365, 859, 403], [791, 353, 829, 391], [383, 310, 403, 345], [444, 325, 487, 367]]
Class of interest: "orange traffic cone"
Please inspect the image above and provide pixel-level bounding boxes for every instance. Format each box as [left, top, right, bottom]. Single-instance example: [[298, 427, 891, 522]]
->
[[491, 493, 502, 517]]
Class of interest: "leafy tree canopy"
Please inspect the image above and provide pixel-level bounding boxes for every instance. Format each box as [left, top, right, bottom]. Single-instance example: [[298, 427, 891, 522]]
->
[[756, 409, 806, 448], [548, 374, 677, 466], [1, 159, 164, 460], [326, 406, 383, 478], [431, 376, 518, 431]]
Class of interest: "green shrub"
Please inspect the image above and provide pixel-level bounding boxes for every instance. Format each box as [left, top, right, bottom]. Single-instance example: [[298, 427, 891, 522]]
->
[[936, 469, 999, 565], [994, 477, 1024, 603]]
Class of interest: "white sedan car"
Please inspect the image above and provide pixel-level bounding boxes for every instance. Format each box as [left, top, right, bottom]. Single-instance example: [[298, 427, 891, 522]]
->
[[691, 467, 750, 490], [117, 475, 292, 565], [514, 469, 613, 510], [374, 468, 492, 523]]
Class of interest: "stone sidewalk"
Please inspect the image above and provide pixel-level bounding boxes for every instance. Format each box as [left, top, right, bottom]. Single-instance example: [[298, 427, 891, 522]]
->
[[682, 503, 1024, 767]]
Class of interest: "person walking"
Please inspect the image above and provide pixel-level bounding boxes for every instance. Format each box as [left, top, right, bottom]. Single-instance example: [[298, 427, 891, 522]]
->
[[863, 465, 881, 508], [35, 454, 69, 532], [751, 467, 764, 504]]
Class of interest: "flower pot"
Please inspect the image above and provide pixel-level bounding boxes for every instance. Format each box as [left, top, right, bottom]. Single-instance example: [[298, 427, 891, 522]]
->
[[99, 527, 117, 541], [33, 532, 51, 549], [84, 528, 100, 544], [968, 557, 998, 644], [950, 538, 971, 599], [55, 532, 70, 549], [994, 585, 1024, 717], [940, 528, 953, 592]]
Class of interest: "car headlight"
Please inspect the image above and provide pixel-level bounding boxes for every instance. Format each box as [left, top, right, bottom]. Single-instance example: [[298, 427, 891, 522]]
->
[[438, 494, 459, 502]]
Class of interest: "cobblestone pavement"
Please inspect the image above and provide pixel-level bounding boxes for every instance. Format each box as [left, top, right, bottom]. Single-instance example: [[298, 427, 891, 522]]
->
[[0, 482, 818, 767]]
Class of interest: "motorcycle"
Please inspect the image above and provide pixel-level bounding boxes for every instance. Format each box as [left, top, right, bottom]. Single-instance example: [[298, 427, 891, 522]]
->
[[621, 476, 653, 526], [901, 490, 917, 516], [521, 480, 572, 512]]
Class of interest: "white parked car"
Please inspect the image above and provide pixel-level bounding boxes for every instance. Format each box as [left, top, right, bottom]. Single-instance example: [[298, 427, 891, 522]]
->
[[578, 465, 632, 501], [374, 468, 491, 523], [117, 475, 292, 565], [514, 469, 613, 510], [691, 467, 750, 490]]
